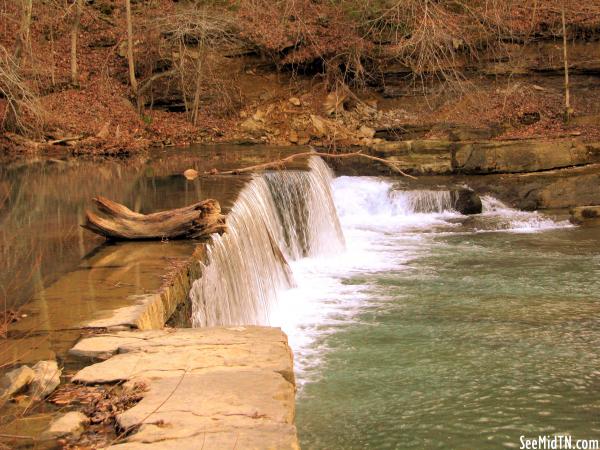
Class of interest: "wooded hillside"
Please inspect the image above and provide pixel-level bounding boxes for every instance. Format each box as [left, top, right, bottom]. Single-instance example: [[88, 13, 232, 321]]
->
[[1, 0, 599, 154]]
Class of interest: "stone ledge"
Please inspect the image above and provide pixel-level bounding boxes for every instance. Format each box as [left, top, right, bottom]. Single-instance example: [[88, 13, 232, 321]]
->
[[333, 139, 600, 176], [70, 327, 298, 450], [84, 247, 206, 331], [570, 206, 600, 226]]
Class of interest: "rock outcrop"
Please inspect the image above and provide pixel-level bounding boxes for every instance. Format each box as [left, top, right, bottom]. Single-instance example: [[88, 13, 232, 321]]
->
[[465, 164, 600, 211], [359, 139, 600, 176], [70, 327, 299, 450]]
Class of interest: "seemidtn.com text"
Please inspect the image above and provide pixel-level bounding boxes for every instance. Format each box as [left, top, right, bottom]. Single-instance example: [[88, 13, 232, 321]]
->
[[520, 436, 600, 450]]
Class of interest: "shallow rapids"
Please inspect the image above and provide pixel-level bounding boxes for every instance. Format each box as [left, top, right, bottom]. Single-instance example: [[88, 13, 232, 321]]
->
[[189, 162, 597, 449]]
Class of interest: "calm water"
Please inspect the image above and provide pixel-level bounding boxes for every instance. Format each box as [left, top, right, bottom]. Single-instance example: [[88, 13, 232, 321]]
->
[[273, 176, 600, 449], [0, 145, 299, 312], [0, 145, 299, 368]]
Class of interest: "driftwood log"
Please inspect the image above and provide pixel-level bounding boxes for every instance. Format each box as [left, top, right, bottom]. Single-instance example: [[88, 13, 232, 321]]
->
[[82, 196, 226, 240]]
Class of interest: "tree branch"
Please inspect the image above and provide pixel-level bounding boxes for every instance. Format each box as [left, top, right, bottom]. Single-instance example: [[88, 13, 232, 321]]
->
[[214, 149, 417, 179]]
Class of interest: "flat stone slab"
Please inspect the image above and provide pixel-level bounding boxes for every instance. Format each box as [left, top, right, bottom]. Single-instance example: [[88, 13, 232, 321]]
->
[[70, 327, 298, 449]]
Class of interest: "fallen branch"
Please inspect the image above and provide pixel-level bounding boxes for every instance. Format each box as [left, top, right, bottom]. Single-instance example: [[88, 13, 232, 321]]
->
[[215, 149, 417, 179], [48, 135, 84, 145], [82, 196, 226, 240]]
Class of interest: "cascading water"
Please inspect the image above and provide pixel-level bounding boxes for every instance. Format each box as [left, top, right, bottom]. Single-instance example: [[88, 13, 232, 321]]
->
[[389, 189, 455, 214], [185, 164, 589, 449], [190, 156, 344, 327], [264, 158, 345, 259]]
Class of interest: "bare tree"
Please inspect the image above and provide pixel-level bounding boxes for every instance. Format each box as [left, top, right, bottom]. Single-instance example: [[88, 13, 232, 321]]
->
[[1, 0, 45, 135], [13, 0, 32, 64], [154, 4, 240, 124], [125, 0, 138, 101], [70, 0, 84, 86], [561, 1, 573, 123], [0, 46, 44, 135]]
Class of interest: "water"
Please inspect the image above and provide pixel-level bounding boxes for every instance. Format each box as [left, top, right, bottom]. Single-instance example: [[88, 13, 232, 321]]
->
[[0, 145, 303, 368], [190, 157, 344, 327], [188, 159, 600, 448], [274, 176, 600, 449]]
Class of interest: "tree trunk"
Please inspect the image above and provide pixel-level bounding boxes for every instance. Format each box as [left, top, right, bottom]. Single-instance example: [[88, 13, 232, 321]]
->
[[191, 52, 203, 126], [562, 2, 573, 123], [125, 0, 138, 101], [13, 0, 32, 64], [82, 196, 226, 240], [70, 0, 83, 86], [191, 8, 206, 126], [50, 23, 56, 86], [6, 0, 33, 130]]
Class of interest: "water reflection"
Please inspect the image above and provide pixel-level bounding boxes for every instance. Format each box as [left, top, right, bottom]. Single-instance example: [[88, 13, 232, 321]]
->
[[0, 145, 300, 366]]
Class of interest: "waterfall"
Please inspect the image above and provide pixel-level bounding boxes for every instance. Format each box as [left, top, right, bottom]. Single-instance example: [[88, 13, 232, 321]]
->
[[389, 190, 455, 214], [190, 157, 344, 328]]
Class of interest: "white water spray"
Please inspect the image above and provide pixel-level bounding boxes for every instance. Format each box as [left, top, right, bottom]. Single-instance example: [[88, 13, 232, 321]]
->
[[190, 157, 344, 327]]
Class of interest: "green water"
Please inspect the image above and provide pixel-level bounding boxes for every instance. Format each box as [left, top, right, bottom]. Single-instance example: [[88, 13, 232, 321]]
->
[[296, 227, 600, 449]]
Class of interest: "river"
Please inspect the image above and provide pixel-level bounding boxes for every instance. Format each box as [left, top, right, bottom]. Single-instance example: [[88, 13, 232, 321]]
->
[[270, 175, 600, 449]]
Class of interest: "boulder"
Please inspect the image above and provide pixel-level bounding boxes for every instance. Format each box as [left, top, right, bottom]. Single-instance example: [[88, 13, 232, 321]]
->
[[288, 130, 299, 144], [30, 360, 61, 399], [359, 125, 375, 139], [310, 115, 328, 138], [296, 131, 310, 145], [0, 366, 35, 405], [240, 118, 265, 135], [570, 206, 600, 226], [183, 169, 198, 180], [43, 412, 88, 439], [452, 189, 483, 215], [323, 91, 347, 116]]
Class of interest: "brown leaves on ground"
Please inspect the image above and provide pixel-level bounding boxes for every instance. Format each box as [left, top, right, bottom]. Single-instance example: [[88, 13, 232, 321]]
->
[[414, 79, 600, 142], [49, 381, 147, 449]]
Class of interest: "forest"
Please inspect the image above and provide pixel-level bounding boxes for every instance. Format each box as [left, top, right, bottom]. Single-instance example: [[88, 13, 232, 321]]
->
[[1, 0, 599, 155]]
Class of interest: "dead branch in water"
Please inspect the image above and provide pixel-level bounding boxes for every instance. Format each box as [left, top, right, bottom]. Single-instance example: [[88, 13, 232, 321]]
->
[[82, 196, 226, 240], [215, 149, 417, 179]]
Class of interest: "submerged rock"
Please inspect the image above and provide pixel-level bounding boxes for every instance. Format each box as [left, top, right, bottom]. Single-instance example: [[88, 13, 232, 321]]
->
[[0, 366, 35, 405], [183, 169, 198, 180], [570, 206, 600, 226], [43, 411, 88, 439], [30, 360, 61, 399], [453, 189, 483, 215]]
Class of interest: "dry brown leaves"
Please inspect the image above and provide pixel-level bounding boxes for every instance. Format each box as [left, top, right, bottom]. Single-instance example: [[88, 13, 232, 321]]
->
[[49, 381, 147, 449]]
